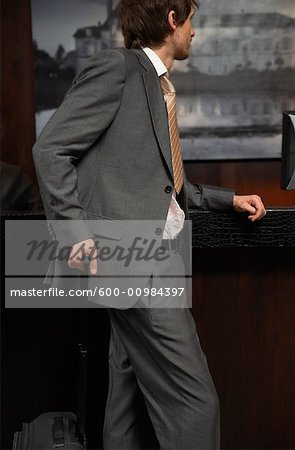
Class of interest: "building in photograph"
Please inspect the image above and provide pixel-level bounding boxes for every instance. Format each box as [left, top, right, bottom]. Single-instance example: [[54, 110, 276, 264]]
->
[[74, 1, 123, 73], [189, 12, 295, 74], [72, 0, 295, 74]]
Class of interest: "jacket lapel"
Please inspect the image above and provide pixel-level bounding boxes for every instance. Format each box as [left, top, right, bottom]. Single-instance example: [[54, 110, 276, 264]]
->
[[132, 49, 173, 180]]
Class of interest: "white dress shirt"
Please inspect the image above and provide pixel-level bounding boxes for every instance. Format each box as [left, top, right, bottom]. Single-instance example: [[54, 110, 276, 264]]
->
[[142, 47, 185, 240]]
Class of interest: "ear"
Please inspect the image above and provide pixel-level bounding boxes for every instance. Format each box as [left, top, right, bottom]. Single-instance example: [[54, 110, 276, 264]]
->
[[168, 10, 177, 31]]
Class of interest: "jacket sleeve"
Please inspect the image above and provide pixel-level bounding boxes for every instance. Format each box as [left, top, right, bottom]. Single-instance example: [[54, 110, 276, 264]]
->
[[32, 50, 126, 246], [184, 173, 235, 211]]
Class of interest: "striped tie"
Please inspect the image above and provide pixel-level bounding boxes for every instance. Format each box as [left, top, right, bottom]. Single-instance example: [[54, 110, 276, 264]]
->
[[160, 74, 184, 194]]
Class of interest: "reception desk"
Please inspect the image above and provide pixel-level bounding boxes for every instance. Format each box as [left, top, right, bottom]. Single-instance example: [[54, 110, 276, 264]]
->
[[1, 209, 295, 449], [191, 207, 295, 247], [190, 207, 294, 449]]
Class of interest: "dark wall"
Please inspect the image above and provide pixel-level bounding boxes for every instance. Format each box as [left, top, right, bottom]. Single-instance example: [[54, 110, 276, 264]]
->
[[1, 0, 36, 182], [185, 161, 295, 206]]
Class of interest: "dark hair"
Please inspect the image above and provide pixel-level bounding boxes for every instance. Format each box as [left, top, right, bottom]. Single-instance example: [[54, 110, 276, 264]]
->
[[120, 0, 199, 49]]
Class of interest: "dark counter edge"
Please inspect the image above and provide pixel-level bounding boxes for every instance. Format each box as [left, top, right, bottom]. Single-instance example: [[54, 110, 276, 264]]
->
[[1, 208, 295, 248]]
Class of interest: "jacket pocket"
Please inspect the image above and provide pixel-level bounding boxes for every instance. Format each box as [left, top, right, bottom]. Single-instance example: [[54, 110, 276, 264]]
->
[[86, 212, 125, 240]]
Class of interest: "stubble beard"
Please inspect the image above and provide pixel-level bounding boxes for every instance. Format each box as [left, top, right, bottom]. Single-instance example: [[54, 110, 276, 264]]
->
[[175, 46, 190, 61]]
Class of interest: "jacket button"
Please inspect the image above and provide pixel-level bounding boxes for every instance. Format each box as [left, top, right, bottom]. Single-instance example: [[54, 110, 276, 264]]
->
[[165, 186, 172, 193], [155, 228, 162, 235]]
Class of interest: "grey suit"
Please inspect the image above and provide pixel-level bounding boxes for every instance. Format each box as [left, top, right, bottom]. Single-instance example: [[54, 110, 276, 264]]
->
[[33, 48, 234, 448]]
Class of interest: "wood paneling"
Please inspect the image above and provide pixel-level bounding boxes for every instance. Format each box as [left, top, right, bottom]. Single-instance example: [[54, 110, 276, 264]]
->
[[185, 161, 295, 206], [192, 248, 295, 449], [1, 0, 36, 181]]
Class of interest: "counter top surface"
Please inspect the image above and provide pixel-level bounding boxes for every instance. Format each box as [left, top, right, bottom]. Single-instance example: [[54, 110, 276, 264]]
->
[[2, 208, 295, 248], [189, 207, 295, 247]]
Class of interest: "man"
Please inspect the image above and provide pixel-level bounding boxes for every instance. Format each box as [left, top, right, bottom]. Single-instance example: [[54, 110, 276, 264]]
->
[[33, 0, 266, 448]]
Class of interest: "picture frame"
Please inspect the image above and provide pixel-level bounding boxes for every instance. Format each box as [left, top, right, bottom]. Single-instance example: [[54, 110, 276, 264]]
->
[[31, 0, 295, 160]]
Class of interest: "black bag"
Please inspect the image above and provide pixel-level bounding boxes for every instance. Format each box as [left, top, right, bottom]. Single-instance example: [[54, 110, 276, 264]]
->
[[12, 310, 88, 450], [12, 412, 85, 449]]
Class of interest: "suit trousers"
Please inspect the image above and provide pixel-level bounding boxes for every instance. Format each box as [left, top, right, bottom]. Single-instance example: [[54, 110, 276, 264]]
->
[[103, 251, 220, 450]]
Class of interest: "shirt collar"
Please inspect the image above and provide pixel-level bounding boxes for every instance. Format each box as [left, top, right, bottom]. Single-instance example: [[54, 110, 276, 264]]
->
[[141, 47, 167, 77]]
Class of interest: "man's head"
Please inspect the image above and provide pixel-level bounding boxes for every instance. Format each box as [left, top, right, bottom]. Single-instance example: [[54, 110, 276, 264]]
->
[[120, 0, 199, 59]]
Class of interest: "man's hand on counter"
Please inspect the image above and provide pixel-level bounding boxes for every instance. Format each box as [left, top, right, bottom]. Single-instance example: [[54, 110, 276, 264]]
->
[[233, 195, 266, 222]]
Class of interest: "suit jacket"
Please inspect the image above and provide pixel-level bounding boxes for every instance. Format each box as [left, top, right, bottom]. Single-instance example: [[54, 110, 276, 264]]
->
[[32, 48, 234, 308]]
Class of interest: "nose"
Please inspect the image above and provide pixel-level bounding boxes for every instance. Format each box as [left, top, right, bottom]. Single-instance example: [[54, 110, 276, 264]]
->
[[191, 28, 196, 38]]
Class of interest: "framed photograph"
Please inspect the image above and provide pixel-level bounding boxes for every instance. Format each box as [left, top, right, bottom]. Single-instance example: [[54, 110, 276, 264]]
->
[[31, 0, 295, 160]]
